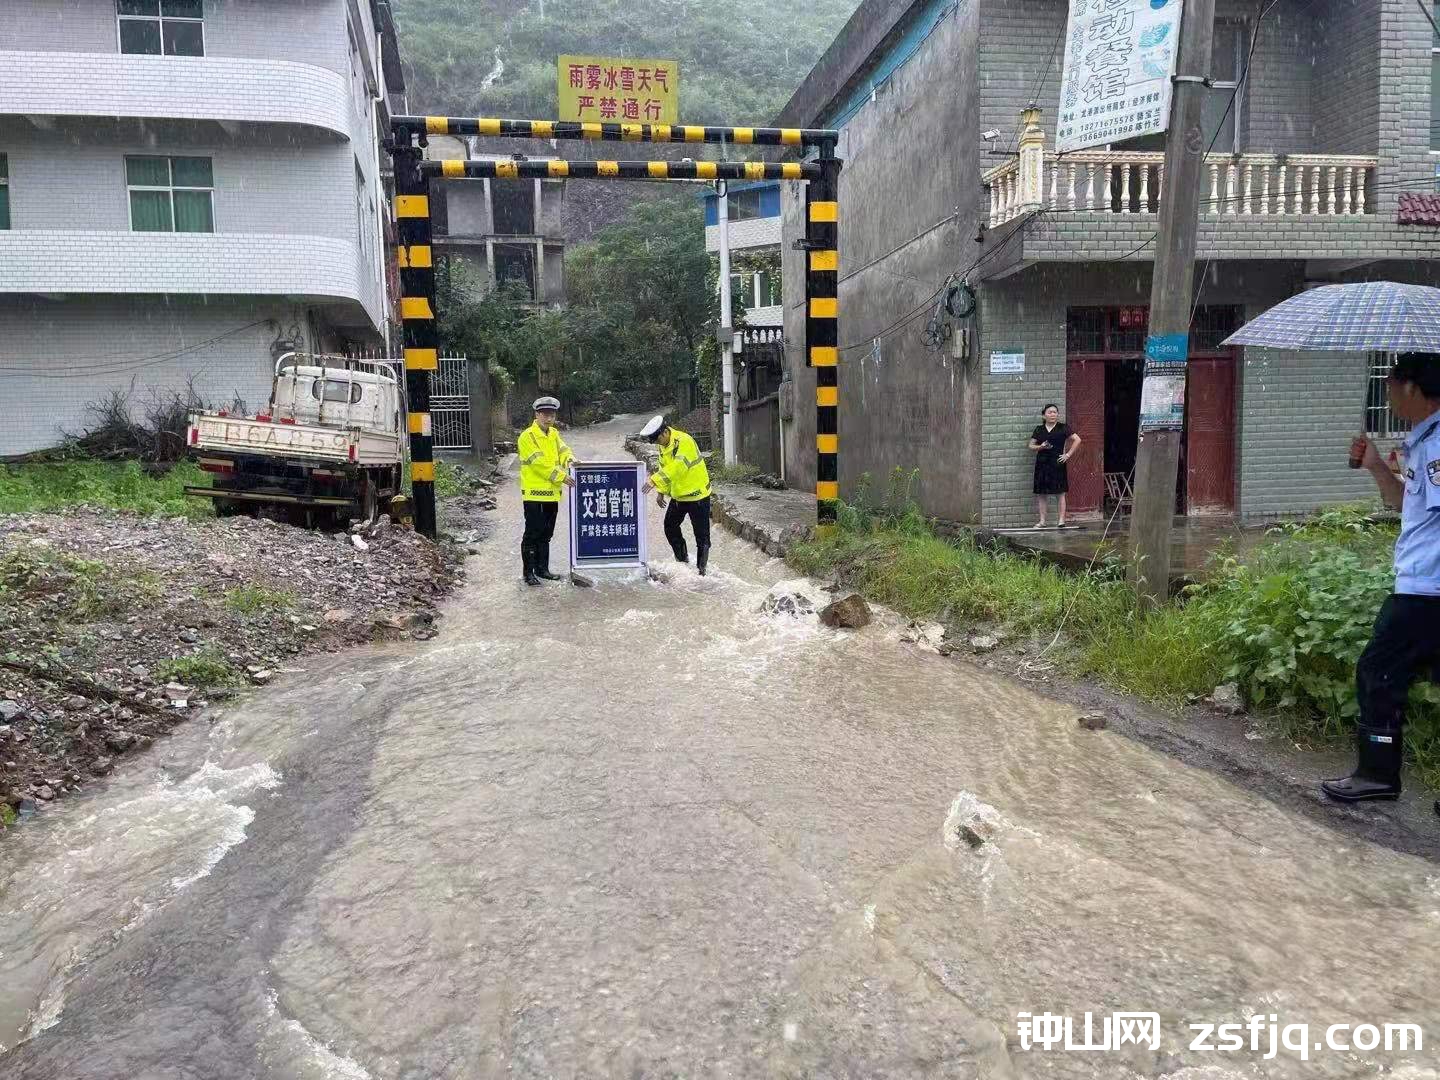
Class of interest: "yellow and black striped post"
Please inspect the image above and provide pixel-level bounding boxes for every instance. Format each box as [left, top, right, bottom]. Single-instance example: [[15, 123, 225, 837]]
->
[[392, 141, 439, 539], [806, 154, 841, 535], [397, 115, 840, 150]]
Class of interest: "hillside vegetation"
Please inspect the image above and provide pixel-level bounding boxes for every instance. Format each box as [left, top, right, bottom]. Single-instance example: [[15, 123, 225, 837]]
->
[[392, 0, 860, 125]]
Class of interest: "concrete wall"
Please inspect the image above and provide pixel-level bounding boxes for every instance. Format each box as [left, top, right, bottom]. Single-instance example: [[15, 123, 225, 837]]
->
[[0, 294, 313, 457], [782, 0, 983, 520]]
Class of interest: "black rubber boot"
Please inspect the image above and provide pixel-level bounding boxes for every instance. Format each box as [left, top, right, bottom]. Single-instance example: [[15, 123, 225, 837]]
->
[[671, 539, 689, 564], [1321, 726, 1403, 802], [696, 543, 710, 577], [535, 544, 562, 581], [522, 544, 541, 587]]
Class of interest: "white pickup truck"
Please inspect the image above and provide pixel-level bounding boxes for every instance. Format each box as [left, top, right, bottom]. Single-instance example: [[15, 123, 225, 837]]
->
[[186, 353, 405, 525]]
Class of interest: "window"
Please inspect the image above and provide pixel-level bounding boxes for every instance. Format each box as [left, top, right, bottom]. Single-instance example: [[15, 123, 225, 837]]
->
[[758, 270, 781, 307], [127, 156, 214, 232], [1366, 353, 1414, 437], [313, 379, 363, 404], [726, 189, 763, 221], [0, 155, 8, 231], [118, 0, 204, 57]]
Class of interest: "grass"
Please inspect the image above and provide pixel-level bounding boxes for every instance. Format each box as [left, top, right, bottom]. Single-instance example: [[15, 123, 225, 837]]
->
[[223, 585, 295, 615], [0, 803, 16, 827], [155, 648, 242, 688], [708, 461, 762, 485], [0, 459, 213, 519], [788, 482, 1440, 787]]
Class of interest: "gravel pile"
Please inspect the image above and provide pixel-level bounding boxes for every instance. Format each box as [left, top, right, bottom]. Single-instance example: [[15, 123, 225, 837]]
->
[[0, 507, 468, 819]]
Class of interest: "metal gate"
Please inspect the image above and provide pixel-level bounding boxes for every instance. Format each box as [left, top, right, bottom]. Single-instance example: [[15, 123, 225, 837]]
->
[[430, 355, 471, 451], [376, 355, 472, 452]]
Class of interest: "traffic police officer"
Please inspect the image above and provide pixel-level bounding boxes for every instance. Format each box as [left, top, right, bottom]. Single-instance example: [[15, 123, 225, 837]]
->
[[639, 415, 713, 575], [517, 396, 575, 586], [1324, 353, 1440, 806]]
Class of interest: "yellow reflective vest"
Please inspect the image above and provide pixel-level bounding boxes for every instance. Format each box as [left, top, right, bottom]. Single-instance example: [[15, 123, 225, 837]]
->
[[518, 421, 573, 502], [653, 429, 711, 502]]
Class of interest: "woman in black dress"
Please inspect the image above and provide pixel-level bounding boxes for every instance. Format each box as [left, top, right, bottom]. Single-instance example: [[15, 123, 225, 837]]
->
[[1028, 404, 1082, 527]]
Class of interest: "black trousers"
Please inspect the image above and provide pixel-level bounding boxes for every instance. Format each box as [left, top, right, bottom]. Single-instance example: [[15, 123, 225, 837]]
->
[[663, 496, 711, 559], [1356, 594, 1440, 733], [522, 500, 560, 569]]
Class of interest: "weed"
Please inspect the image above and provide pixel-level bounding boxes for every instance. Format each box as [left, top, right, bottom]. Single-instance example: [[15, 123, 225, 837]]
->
[[788, 500, 1440, 787], [0, 803, 16, 827], [0, 459, 213, 518], [0, 546, 140, 619], [155, 648, 241, 688], [223, 585, 296, 615]]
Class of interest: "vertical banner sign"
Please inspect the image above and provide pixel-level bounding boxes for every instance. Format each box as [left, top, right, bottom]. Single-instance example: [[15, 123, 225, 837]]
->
[[1139, 332, 1189, 430], [1055, 0, 1184, 154], [557, 56, 679, 124], [570, 461, 648, 569]]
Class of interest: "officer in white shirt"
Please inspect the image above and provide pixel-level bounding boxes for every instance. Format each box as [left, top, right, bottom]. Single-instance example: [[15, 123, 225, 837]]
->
[[1324, 353, 1440, 807]]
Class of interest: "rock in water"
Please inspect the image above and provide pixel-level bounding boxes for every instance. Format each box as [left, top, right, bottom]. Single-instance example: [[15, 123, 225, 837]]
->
[[761, 592, 815, 617], [819, 594, 872, 629], [1077, 712, 1108, 731]]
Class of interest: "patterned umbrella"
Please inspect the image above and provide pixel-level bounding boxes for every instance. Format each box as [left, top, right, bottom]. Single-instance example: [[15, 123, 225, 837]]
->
[[1222, 281, 1440, 352]]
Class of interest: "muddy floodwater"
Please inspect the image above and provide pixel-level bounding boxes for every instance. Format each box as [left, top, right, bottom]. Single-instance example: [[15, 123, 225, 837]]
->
[[2, 417, 1437, 1079]]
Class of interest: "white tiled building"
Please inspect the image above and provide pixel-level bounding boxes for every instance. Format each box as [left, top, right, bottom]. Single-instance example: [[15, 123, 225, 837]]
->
[[0, 0, 405, 457]]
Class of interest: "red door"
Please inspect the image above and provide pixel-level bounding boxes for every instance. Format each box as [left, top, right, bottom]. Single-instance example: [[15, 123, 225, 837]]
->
[[1066, 358, 1106, 514], [1184, 358, 1236, 513]]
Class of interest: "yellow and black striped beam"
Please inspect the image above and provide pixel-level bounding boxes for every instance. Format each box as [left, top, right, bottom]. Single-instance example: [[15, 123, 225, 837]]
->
[[395, 115, 839, 148], [805, 157, 841, 534], [392, 144, 438, 539], [419, 159, 818, 182]]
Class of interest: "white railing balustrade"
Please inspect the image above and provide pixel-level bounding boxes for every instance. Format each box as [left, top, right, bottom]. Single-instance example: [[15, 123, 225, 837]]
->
[[984, 150, 1378, 227]]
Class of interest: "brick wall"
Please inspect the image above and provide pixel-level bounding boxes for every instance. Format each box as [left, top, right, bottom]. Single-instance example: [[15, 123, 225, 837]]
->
[[1240, 0, 1316, 154], [0, 295, 306, 457], [1313, 0, 1381, 157], [3, 0, 349, 74], [1378, 0, 1435, 216], [1, 126, 355, 239]]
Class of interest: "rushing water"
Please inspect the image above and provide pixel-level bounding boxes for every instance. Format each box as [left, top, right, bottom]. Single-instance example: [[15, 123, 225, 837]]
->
[[1, 417, 1437, 1079]]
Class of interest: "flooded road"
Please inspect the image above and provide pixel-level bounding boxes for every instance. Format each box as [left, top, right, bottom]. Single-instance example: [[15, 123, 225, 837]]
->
[[2, 416, 1437, 1079]]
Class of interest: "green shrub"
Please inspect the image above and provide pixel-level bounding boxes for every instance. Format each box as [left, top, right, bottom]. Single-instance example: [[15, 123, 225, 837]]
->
[[0, 545, 155, 619], [155, 648, 241, 688], [708, 461, 762, 485]]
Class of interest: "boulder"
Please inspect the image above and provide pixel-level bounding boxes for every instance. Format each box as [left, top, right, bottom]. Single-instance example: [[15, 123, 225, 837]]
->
[[1077, 712, 1108, 731], [91, 757, 114, 776], [0, 701, 23, 723], [1207, 682, 1245, 716], [104, 730, 137, 753], [34, 785, 55, 801], [819, 594, 872, 630], [969, 634, 1001, 654]]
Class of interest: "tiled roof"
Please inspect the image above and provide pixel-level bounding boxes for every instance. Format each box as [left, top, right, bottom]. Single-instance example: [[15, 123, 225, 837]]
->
[[1397, 193, 1440, 226]]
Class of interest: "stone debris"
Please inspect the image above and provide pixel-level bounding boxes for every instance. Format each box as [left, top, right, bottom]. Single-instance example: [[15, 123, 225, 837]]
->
[[0, 494, 479, 818], [968, 634, 1001, 654], [819, 594, 872, 630], [900, 620, 946, 648]]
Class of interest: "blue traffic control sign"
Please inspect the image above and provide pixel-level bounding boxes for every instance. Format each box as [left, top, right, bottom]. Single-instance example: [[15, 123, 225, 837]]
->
[[569, 461, 648, 569]]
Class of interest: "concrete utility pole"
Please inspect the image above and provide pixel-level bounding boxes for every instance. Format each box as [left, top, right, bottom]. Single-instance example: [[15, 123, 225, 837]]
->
[[716, 180, 738, 465], [1128, 0, 1217, 605]]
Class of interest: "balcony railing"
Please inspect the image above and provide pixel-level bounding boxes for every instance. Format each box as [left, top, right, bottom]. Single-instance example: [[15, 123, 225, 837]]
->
[[983, 150, 1379, 227]]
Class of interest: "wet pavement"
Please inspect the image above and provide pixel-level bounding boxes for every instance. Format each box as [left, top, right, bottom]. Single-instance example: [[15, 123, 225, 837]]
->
[[1, 416, 1437, 1079]]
